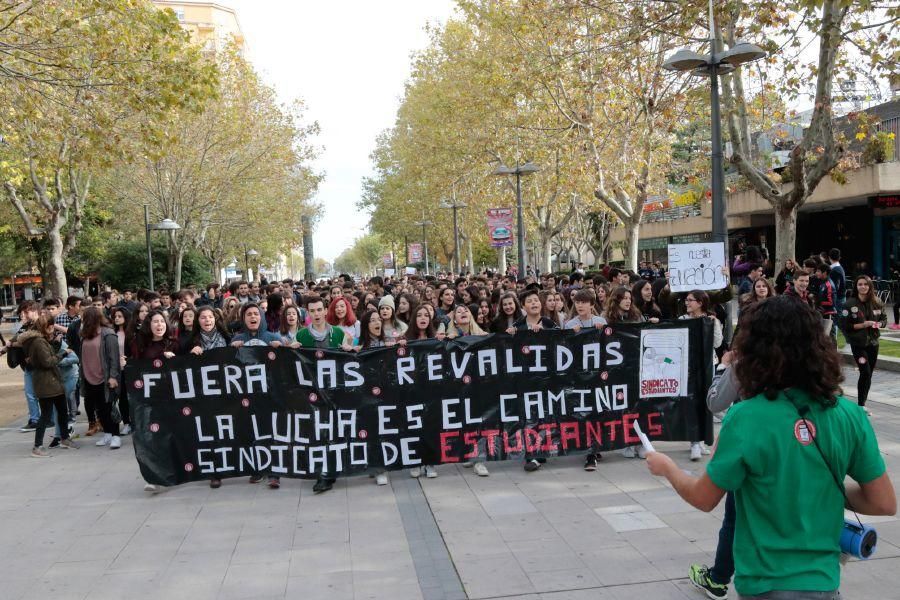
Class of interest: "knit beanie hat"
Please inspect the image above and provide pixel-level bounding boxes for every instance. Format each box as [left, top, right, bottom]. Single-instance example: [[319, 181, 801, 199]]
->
[[378, 295, 395, 310]]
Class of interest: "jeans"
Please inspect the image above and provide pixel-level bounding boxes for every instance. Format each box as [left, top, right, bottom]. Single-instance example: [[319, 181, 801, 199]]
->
[[850, 344, 878, 407], [710, 491, 736, 585], [34, 395, 69, 448], [85, 381, 119, 436], [740, 592, 841, 600], [23, 371, 39, 422]]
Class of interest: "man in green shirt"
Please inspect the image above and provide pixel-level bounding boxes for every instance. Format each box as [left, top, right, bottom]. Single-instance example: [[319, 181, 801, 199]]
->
[[645, 296, 895, 599]]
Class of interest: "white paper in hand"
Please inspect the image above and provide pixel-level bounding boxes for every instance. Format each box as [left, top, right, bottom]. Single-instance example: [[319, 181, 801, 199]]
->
[[632, 421, 656, 454]]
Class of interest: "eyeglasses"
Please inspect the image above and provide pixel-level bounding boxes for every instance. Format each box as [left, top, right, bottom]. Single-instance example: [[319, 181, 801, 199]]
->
[[685, 298, 698, 303]]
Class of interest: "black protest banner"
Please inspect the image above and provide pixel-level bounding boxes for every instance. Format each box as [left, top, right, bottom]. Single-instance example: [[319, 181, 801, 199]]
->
[[125, 320, 713, 486]]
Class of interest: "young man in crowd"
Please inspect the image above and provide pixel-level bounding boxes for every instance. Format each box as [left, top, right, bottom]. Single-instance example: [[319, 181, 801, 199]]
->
[[101, 291, 118, 319], [11, 301, 41, 431], [54, 296, 82, 334], [564, 288, 608, 471], [784, 271, 816, 309], [738, 265, 764, 296], [297, 295, 346, 493], [815, 263, 838, 344], [828, 248, 846, 313], [235, 281, 251, 304]]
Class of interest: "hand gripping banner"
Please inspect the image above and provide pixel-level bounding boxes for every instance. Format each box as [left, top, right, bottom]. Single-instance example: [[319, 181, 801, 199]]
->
[[125, 320, 713, 485]]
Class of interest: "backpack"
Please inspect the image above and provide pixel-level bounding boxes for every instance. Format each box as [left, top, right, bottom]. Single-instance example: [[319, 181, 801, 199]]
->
[[5, 345, 27, 370]]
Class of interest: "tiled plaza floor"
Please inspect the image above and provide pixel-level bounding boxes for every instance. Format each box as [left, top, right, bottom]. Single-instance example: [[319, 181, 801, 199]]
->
[[0, 365, 897, 600]]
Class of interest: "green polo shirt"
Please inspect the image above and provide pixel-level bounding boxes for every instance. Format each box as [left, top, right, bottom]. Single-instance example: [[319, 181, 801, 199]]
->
[[706, 389, 884, 596]]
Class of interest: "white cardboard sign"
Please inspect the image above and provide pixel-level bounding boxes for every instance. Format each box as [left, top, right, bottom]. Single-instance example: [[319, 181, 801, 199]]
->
[[667, 242, 727, 292]]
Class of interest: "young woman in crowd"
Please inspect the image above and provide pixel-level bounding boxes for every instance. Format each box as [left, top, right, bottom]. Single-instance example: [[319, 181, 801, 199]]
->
[[632, 280, 663, 323], [186, 306, 233, 489], [327, 296, 360, 342], [377, 296, 408, 341], [604, 287, 646, 459], [395, 293, 416, 325], [491, 292, 523, 334], [774, 258, 798, 294], [679, 290, 723, 461], [595, 284, 610, 316], [264, 293, 284, 333], [739, 277, 776, 314], [435, 288, 457, 324], [21, 316, 79, 456], [190, 307, 232, 355], [446, 304, 487, 338], [350, 291, 364, 314], [133, 310, 179, 360], [445, 303, 491, 477], [109, 307, 133, 435], [80, 307, 122, 451], [475, 298, 492, 330], [174, 306, 197, 355], [405, 305, 436, 342], [230, 303, 282, 347], [222, 297, 242, 334], [355, 309, 389, 350], [541, 290, 567, 328], [277, 305, 303, 348], [842, 275, 888, 415]]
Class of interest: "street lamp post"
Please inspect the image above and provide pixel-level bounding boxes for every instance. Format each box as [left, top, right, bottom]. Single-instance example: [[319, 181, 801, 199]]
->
[[144, 204, 181, 291], [440, 191, 467, 275], [244, 248, 259, 282], [492, 162, 540, 277], [414, 218, 433, 275], [662, 0, 766, 340]]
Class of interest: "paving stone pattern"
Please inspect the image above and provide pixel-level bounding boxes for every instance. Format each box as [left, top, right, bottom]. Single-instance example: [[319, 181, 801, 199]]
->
[[0, 365, 897, 600]]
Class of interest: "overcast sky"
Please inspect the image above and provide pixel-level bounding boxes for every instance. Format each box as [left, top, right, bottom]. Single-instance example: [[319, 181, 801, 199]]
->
[[226, 0, 457, 264]]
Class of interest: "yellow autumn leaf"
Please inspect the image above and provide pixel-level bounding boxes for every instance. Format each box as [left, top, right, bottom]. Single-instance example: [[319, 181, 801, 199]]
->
[[855, 132, 866, 141]]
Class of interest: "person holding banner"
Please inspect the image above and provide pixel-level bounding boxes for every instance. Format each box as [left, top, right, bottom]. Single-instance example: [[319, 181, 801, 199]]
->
[[298, 295, 350, 492], [646, 296, 896, 600], [378, 296, 408, 342], [491, 292, 523, 334], [189, 307, 232, 355], [679, 290, 721, 461], [277, 305, 303, 348], [514, 288, 558, 473], [445, 305, 486, 338], [605, 287, 646, 460], [326, 296, 360, 342], [230, 304, 282, 348], [564, 288, 607, 471]]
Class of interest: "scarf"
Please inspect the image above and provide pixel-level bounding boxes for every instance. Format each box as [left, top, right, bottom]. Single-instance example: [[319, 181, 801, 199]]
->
[[200, 329, 226, 351]]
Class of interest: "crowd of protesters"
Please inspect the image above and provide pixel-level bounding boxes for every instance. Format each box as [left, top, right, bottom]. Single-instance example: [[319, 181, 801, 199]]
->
[[0, 243, 893, 600], [0, 244, 891, 487]]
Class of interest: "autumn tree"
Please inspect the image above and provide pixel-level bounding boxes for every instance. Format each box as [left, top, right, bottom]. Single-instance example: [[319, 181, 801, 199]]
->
[[712, 0, 899, 263], [0, 0, 216, 297], [103, 46, 321, 289]]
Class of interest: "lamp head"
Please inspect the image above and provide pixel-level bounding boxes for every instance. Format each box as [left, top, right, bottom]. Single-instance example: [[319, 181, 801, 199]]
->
[[662, 49, 710, 72], [720, 41, 767, 67]]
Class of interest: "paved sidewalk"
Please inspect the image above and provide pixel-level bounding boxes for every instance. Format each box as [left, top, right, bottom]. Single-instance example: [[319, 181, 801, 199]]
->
[[0, 366, 896, 600]]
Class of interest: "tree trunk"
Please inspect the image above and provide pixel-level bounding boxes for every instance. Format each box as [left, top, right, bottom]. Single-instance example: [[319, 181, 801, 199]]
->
[[174, 248, 185, 291], [774, 203, 798, 267], [623, 220, 639, 272], [467, 238, 474, 274], [542, 236, 553, 274], [45, 225, 67, 299]]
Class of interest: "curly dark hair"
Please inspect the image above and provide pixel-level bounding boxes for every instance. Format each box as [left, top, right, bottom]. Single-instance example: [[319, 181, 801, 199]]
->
[[733, 295, 843, 405]]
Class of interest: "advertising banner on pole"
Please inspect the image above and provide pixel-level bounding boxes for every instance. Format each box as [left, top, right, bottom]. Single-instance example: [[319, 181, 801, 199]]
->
[[408, 243, 423, 263], [487, 208, 514, 248]]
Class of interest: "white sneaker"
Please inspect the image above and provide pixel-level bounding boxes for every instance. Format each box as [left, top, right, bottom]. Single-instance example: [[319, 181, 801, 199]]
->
[[473, 462, 489, 477], [409, 467, 421, 478], [700, 444, 711, 455], [637, 446, 647, 459], [690, 443, 702, 461], [120, 424, 132, 435], [109, 436, 122, 449], [96, 433, 112, 447], [375, 473, 388, 486], [424, 465, 437, 478], [462, 461, 473, 468], [143, 483, 158, 492], [621, 446, 636, 458]]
